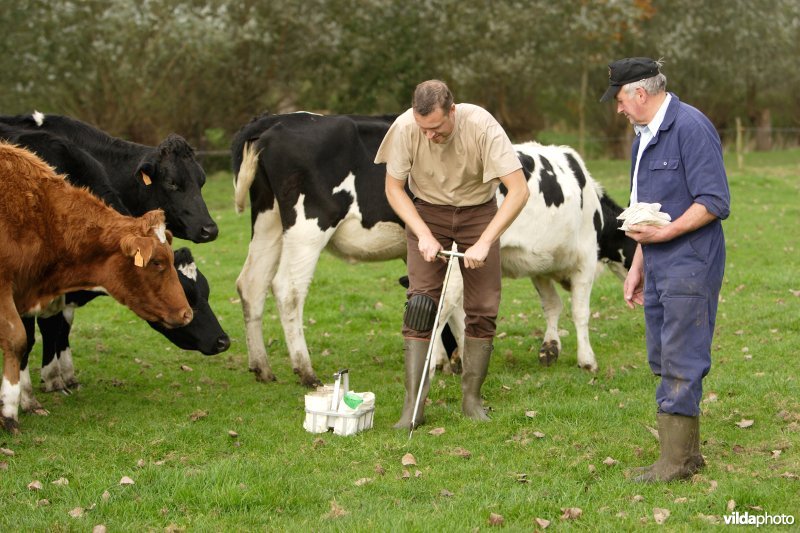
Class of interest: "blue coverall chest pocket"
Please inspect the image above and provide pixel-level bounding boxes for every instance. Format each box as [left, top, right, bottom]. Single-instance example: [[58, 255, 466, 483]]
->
[[649, 158, 680, 171]]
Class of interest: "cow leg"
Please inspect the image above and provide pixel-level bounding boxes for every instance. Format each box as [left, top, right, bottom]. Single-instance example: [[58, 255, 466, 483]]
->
[[38, 313, 68, 392], [18, 317, 46, 413], [569, 273, 598, 372], [271, 227, 331, 388], [1, 296, 26, 433], [532, 276, 562, 366], [57, 307, 79, 388], [237, 209, 283, 383]]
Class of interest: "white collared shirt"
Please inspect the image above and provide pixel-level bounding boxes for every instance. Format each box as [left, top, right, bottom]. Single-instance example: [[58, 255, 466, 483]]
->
[[631, 93, 672, 204]]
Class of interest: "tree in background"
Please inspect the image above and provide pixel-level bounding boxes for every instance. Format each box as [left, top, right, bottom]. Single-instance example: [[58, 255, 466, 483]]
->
[[1, 0, 797, 156]]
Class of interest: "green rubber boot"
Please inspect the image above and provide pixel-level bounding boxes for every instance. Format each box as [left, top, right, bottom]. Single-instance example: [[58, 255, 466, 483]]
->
[[461, 337, 493, 421], [633, 413, 705, 483], [393, 338, 431, 430]]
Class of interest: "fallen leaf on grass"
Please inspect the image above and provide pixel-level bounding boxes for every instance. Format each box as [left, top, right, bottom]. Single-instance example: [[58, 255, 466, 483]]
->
[[401, 469, 411, 479], [779, 472, 798, 479], [488, 513, 504, 526], [525, 410, 537, 418], [312, 438, 325, 449], [703, 392, 718, 403], [37, 499, 50, 507], [789, 289, 800, 297], [532, 431, 546, 439], [68, 507, 84, 518], [189, 410, 208, 421], [632, 495, 644, 502], [0, 461, 7, 470], [674, 497, 688, 504], [428, 427, 445, 436], [401, 453, 417, 466], [653, 508, 670, 524], [736, 419, 754, 429], [727, 499, 736, 512], [645, 425, 660, 440], [52, 477, 69, 486], [414, 469, 422, 478], [102, 490, 111, 501], [374, 464, 385, 476], [440, 489, 454, 497], [697, 513, 720, 524], [450, 447, 471, 459], [119, 476, 135, 486], [228, 430, 239, 438], [588, 464, 596, 474], [354, 477, 372, 486], [560, 507, 582, 520], [0, 447, 14, 456], [515, 473, 529, 483], [534, 517, 550, 528], [92, 525, 107, 533], [28, 480, 43, 491], [324, 499, 348, 519], [602, 457, 618, 466], [180, 365, 193, 372], [707, 480, 718, 493]]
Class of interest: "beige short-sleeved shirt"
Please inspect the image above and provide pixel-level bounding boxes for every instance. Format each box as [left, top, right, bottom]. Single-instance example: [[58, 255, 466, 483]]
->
[[375, 103, 521, 206]]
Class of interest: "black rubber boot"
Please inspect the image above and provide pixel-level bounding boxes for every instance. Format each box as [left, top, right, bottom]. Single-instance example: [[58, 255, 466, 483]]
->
[[461, 337, 492, 421], [393, 338, 431, 430], [633, 413, 705, 483]]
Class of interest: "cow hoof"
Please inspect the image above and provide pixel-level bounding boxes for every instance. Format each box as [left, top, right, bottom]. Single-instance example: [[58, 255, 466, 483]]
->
[[538, 341, 559, 366], [65, 378, 80, 389], [299, 374, 322, 388], [578, 362, 598, 373], [2, 417, 20, 435], [41, 377, 68, 393], [250, 367, 277, 383], [451, 354, 463, 375]]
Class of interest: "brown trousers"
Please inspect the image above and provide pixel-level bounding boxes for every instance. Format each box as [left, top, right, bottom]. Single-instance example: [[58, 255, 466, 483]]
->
[[403, 198, 501, 339]]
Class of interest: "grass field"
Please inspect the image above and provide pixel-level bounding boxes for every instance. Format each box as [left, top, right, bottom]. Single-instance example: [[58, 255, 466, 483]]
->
[[1, 149, 798, 531]]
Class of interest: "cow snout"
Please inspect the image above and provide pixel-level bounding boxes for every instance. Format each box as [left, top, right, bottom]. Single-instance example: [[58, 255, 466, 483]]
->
[[198, 224, 219, 243], [209, 334, 231, 355]]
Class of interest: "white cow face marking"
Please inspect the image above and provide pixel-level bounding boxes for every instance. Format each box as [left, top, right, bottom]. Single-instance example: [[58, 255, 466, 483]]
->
[[154, 223, 167, 244], [178, 261, 198, 281]]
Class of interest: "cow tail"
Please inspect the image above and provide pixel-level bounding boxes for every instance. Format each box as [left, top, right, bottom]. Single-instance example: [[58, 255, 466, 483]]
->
[[234, 142, 261, 214]]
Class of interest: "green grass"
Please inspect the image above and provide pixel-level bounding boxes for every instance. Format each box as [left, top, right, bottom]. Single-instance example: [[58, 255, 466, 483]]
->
[[1, 150, 798, 531]]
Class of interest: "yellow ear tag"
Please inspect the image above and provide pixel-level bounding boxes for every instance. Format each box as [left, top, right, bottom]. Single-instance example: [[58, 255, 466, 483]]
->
[[134, 249, 144, 267], [142, 172, 152, 186]]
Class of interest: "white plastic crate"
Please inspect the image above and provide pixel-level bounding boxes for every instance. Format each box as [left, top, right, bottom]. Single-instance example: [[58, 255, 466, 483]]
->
[[303, 369, 375, 436]]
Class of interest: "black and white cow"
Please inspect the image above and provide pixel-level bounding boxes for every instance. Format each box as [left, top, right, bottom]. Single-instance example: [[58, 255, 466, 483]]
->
[[0, 118, 225, 397], [427, 141, 635, 373], [232, 112, 633, 386], [232, 113, 404, 386]]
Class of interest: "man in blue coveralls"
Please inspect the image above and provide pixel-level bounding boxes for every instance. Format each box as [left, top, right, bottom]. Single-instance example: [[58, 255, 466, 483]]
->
[[601, 57, 731, 482]]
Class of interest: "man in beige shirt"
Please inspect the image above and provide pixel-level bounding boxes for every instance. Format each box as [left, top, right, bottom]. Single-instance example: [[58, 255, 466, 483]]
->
[[376, 80, 529, 428]]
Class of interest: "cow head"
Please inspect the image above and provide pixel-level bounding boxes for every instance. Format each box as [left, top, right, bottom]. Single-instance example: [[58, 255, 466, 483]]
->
[[135, 134, 219, 243], [147, 247, 231, 355], [106, 210, 193, 328], [596, 193, 637, 280]]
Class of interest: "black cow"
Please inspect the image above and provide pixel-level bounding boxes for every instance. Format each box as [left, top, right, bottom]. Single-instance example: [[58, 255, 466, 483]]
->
[[0, 112, 218, 242], [232, 113, 634, 386]]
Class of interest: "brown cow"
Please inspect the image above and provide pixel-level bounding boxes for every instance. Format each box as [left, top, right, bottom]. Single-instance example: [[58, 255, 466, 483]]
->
[[0, 142, 193, 433]]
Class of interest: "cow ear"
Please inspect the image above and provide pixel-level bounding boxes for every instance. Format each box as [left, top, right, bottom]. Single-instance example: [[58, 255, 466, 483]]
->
[[137, 162, 157, 186], [120, 236, 154, 267]]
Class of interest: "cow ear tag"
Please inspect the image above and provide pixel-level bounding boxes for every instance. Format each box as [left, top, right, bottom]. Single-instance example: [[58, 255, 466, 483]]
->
[[134, 249, 144, 267], [141, 172, 152, 186]]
